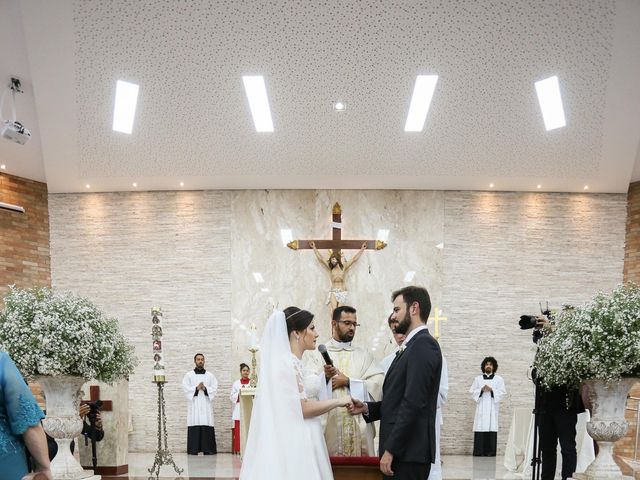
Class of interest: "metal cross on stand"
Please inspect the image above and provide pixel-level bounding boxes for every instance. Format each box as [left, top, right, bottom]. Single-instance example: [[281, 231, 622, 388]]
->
[[429, 307, 448, 340], [148, 382, 184, 478], [286, 202, 388, 252]]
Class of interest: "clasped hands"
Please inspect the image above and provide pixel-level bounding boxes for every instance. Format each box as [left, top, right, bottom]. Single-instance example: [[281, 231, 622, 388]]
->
[[482, 385, 493, 393], [344, 398, 395, 475], [323, 364, 349, 390]]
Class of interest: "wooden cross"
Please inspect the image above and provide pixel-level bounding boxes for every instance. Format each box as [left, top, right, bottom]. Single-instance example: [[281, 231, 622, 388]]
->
[[80, 385, 113, 411], [287, 203, 387, 251], [429, 307, 448, 340]]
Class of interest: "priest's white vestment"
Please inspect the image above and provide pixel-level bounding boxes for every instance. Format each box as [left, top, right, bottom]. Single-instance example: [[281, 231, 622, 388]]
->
[[308, 339, 384, 456]]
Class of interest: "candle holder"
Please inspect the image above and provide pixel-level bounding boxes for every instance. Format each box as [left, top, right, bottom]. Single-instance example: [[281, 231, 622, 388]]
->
[[248, 346, 259, 388]]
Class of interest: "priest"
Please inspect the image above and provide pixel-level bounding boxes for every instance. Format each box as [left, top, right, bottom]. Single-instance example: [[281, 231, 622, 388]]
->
[[469, 356, 506, 456], [308, 306, 384, 456], [182, 353, 218, 455]]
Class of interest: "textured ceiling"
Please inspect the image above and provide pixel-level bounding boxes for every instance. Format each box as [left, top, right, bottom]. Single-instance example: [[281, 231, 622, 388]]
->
[[4, 0, 640, 192]]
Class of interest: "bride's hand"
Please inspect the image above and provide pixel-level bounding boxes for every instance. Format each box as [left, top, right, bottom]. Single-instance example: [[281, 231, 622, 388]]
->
[[22, 469, 52, 480]]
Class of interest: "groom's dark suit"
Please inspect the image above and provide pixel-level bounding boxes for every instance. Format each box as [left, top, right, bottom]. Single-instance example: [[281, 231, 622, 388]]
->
[[364, 327, 442, 480]]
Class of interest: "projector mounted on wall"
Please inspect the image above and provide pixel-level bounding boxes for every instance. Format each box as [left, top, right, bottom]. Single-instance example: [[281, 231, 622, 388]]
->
[[2, 120, 31, 145], [0, 77, 31, 145]]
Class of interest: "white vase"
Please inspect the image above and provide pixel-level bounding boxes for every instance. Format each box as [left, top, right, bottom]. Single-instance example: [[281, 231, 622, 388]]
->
[[581, 378, 637, 480], [36, 375, 100, 480]]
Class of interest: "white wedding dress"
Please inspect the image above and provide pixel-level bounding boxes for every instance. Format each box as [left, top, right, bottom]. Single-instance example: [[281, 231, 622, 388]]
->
[[239, 311, 333, 480], [293, 354, 333, 479]]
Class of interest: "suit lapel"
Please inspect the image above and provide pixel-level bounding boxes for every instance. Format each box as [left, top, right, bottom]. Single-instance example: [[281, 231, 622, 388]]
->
[[383, 329, 430, 388]]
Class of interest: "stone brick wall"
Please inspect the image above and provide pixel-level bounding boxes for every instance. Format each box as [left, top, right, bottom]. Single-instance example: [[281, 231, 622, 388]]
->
[[48, 191, 232, 453], [442, 191, 625, 454], [0, 172, 51, 301], [617, 181, 640, 461], [0, 172, 50, 404]]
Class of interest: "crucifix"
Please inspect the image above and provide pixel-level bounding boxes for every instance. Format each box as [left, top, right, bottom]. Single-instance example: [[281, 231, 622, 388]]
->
[[80, 385, 113, 411], [429, 307, 448, 340], [287, 202, 387, 313]]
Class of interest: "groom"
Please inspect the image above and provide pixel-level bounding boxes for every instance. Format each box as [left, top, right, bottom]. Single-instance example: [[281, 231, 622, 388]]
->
[[349, 286, 442, 479]]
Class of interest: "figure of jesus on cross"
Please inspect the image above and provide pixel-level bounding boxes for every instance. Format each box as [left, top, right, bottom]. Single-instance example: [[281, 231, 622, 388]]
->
[[287, 203, 387, 313]]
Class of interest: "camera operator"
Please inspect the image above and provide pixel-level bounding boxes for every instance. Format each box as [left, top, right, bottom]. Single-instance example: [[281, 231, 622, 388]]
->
[[532, 316, 584, 480]]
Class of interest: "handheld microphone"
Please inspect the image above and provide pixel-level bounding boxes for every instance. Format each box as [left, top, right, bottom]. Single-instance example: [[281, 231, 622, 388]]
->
[[318, 344, 333, 366]]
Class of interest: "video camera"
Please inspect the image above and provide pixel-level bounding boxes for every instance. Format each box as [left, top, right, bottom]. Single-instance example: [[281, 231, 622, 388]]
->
[[519, 302, 552, 343], [86, 399, 103, 419]]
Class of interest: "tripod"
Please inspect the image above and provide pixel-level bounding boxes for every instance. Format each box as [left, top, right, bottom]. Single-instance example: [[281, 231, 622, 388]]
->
[[87, 414, 99, 470], [148, 382, 184, 478], [531, 381, 543, 480]]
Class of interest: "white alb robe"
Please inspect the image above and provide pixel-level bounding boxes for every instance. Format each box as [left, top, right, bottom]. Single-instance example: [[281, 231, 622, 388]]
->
[[470, 373, 506, 432], [307, 339, 384, 456], [428, 357, 449, 480], [230, 379, 248, 424], [182, 370, 218, 427], [380, 349, 397, 375]]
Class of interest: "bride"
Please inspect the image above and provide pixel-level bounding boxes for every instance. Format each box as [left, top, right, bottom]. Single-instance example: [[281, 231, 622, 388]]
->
[[239, 306, 352, 479]]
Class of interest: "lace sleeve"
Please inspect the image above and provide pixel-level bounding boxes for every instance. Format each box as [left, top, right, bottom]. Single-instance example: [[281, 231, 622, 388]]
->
[[0, 353, 44, 435], [293, 357, 307, 400]]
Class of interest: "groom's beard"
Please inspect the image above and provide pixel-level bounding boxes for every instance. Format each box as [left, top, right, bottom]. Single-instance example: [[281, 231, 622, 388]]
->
[[394, 310, 412, 335]]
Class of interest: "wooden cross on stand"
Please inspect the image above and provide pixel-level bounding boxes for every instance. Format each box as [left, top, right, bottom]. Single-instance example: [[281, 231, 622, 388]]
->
[[429, 307, 448, 340], [80, 385, 113, 411], [287, 203, 387, 252]]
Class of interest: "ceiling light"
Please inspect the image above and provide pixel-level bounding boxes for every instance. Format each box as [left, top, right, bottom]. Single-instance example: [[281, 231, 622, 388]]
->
[[112, 80, 140, 134], [0, 164, 5, 170], [404, 75, 439, 132], [180, 182, 184, 187], [404, 271, 416, 282], [534, 75, 566, 131], [132, 182, 137, 187], [280, 229, 293, 247], [333, 101, 346, 111], [537, 184, 542, 189], [584, 185, 589, 190], [435, 242, 444, 249], [252, 272, 264, 283], [85, 184, 91, 189], [377, 229, 390, 242], [489, 183, 494, 188], [242, 76, 274, 132], [261, 287, 270, 293]]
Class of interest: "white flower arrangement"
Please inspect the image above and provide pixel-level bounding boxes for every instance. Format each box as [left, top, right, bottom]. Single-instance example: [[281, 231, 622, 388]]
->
[[0, 286, 138, 383], [534, 283, 640, 389]]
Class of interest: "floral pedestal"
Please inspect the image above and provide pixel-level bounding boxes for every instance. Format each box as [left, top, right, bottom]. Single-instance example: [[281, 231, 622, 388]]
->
[[37, 375, 100, 480], [574, 378, 637, 480]]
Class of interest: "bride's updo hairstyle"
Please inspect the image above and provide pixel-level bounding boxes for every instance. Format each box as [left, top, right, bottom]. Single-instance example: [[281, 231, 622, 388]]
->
[[284, 306, 314, 336]]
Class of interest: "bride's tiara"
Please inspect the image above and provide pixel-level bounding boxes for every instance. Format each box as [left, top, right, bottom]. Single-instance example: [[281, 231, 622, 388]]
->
[[285, 309, 305, 321]]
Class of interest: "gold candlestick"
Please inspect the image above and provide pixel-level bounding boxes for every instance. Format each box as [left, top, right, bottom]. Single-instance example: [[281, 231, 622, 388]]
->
[[249, 346, 259, 388]]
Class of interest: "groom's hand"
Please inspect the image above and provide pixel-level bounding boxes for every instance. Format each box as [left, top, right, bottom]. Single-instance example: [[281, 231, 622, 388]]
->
[[380, 451, 394, 476], [347, 398, 368, 415]]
